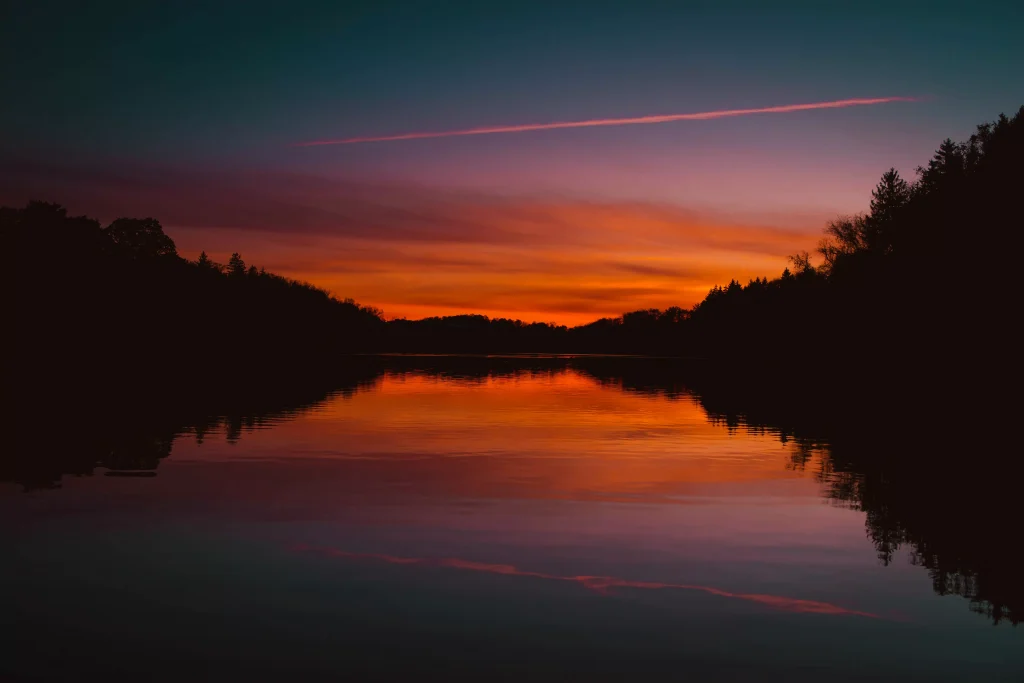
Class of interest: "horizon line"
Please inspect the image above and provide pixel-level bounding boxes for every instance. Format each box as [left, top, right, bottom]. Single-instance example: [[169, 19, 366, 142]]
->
[[294, 96, 919, 147]]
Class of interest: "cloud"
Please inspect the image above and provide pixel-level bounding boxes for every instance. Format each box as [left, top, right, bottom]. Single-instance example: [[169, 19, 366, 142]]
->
[[608, 261, 696, 278], [294, 97, 917, 146]]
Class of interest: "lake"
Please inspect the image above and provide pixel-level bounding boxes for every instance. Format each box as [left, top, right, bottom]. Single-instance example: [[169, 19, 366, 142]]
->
[[3, 358, 1020, 682]]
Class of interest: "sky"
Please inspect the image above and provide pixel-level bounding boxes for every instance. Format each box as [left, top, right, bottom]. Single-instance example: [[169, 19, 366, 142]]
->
[[2, 1, 1021, 324]]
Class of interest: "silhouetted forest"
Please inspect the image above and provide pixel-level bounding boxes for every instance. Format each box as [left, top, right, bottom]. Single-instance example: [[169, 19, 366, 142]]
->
[[4, 202, 386, 399], [5, 106, 1021, 374]]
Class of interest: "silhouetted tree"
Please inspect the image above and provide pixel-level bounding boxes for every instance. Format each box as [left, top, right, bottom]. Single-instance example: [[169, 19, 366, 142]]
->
[[228, 252, 246, 277], [105, 217, 177, 259], [864, 168, 910, 254], [916, 138, 966, 195]]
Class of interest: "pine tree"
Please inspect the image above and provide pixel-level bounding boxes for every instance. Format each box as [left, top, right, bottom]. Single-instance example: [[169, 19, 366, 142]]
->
[[228, 252, 246, 277], [864, 168, 910, 253]]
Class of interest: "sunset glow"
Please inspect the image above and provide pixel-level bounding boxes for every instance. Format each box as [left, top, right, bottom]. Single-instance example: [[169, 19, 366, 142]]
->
[[169, 200, 819, 322]]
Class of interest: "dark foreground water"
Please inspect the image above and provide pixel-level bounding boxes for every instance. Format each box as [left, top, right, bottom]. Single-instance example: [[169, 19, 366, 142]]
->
[[3, 359, 1020, 682]]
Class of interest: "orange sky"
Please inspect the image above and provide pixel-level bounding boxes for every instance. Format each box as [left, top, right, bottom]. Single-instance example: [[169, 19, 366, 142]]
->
[[172, 198, 821, 324]]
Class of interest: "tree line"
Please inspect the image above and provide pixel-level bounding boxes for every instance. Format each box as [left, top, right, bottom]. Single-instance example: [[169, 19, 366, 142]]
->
[[4, 202, 385, 393]]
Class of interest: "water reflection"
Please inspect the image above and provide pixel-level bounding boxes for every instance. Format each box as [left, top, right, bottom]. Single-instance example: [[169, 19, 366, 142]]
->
[[3, 355, 1019, 643], [291, 544, 884, 619], [680, 367, 1021, 627], [4, 363, 383, 489]]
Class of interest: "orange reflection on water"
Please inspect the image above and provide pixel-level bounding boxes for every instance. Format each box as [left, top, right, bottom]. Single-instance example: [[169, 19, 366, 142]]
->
[[176, 370, 822, 505]]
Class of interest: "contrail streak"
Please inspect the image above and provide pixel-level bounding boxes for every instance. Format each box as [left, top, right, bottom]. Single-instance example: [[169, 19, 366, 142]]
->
[[294, 96, 916, 147]]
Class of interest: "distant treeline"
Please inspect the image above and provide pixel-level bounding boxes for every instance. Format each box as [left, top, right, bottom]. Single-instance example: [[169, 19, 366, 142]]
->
[[5, 106, 1021, 382]]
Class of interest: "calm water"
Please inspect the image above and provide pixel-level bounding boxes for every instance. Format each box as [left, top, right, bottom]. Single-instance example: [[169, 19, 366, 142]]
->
[[3, 361, 1020, 681]]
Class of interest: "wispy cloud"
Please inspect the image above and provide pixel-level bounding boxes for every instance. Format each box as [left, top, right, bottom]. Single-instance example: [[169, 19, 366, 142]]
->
[[294, 97, 917, 146], [291, 544, 883, 619]]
